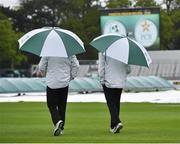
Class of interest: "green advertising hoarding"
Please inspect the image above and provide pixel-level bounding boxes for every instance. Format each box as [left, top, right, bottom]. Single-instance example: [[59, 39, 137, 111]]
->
[[100, 8, 160, 50]]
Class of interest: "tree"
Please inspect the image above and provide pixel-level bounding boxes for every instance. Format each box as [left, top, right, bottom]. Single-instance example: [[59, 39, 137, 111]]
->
[[134, 0, 157, 7], [16, 0, 71, 32], [170, 9, 180, 49], [81, 8, 101, 59], [107, 0, 132, 8], [61, 0, 100, 59], [160, 10, 174, 50], [163, 0, 172, 13], [0, 18, 26, 68], [0, 6, 20, 31], [162, 0, 180, 13]]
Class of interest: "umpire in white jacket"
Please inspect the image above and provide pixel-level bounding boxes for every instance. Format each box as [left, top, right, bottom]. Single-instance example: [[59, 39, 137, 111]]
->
[[98, 53, 131, 133], [36, 56, 79, 136]]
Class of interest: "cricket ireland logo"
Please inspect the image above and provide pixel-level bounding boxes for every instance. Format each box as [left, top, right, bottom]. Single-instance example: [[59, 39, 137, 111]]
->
[[103, 20, 127, 36]]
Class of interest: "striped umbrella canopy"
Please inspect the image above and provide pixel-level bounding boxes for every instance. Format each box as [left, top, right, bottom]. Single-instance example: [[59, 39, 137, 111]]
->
[[18, 27, 85, 57], [90, 33, 152, 67]]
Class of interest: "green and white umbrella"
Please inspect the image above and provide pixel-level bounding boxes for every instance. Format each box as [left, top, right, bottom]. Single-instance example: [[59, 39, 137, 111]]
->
[[90, 33, 152, 67], [18, 27, 85, 57]]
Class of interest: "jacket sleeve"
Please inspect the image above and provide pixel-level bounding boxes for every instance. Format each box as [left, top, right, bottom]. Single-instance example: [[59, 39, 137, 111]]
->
[[98, 53, 105, 84], [70, 55, 79, 80], [37, 57, 48, 75]]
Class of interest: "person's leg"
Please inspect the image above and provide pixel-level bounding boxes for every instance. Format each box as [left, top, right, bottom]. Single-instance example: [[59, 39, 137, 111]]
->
[[56, 86, 68, 129], [46, 86, 61, 126], [102, 85, 121, 128], [114, 88, 123, 120]]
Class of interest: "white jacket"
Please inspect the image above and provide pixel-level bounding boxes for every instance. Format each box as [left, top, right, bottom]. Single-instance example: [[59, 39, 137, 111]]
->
[[38, 56, 79, 89], [98, 53, 131, 88]]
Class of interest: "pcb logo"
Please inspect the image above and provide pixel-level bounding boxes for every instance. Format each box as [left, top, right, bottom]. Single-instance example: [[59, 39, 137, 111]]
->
[[134, 19, 158, 47]]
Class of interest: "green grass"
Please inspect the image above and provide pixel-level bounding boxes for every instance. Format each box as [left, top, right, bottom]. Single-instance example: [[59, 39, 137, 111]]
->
[[0, 102, 180, 143]]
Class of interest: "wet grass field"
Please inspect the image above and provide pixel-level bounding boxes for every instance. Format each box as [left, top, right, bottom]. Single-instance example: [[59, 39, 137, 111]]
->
[[0, 102, 180, 143]]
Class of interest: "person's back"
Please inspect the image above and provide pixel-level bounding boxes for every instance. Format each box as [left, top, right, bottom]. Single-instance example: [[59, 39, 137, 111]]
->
[[98, 53, 131, 88], [38, 56, 79, 89]]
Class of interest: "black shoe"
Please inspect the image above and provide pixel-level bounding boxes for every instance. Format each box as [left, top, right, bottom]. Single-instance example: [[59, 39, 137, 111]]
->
[[110, 123, 123, 133], [54, 120, 64, 136]]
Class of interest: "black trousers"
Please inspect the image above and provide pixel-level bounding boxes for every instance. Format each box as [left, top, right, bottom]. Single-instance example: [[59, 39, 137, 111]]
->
[[102, 85, 123, 128], [46, 86, 68, 128]]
